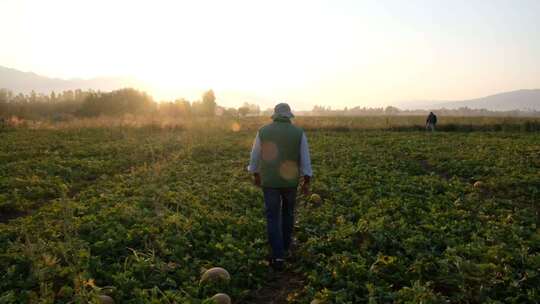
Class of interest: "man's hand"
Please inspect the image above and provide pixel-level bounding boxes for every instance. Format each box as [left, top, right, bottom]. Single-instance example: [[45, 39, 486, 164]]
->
[[253, 173, 261, 187], [301, 175, 311, 196]]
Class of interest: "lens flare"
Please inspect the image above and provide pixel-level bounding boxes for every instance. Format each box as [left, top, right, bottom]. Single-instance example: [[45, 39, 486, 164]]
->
[[279, 160, 299, 180], [261, 141, 278, 161], [231, 122, 241, 132]]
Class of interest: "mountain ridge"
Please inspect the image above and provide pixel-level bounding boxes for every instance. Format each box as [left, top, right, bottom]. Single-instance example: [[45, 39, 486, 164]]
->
[[432, 89, 540, 111], [0, 65, 139, 94], [1, 65, 539, 111], [399, 89, 540, 111]]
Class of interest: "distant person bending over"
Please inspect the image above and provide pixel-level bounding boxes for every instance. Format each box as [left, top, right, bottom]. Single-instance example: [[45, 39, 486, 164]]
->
[[426, 111, 437, 132], [247, 103, 312, 271]]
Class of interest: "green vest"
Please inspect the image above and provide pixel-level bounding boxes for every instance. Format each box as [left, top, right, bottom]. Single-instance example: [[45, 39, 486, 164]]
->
[[259, 117, 304, 188]]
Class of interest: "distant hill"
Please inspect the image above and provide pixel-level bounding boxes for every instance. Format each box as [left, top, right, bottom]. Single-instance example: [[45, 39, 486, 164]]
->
[[0, 66, 267, 106], [2, 65, 539, 111], [0, 65, 139, 94], [401, 89, 540, 111]]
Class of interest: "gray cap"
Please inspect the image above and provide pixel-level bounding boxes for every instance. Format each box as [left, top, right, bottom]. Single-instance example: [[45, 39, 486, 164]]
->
[[271, 103, 295, 119]]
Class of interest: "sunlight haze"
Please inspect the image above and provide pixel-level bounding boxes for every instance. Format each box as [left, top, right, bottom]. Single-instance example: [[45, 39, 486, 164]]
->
[[1, 0, 539, 109]]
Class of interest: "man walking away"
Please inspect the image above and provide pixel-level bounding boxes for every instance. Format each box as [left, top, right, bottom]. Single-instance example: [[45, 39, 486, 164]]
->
[[247, 103, 312, 271], [426, 111, 437, 132]]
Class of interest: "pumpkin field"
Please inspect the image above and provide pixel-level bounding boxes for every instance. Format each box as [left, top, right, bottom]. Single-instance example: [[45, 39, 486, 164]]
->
[[0, 118, 539, 303]]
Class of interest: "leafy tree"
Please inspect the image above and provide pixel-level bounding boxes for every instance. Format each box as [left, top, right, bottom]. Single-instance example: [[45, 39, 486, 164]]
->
[[174, 98, 192, 117], [222, 107, 238, 117], [201, 90, 217, 117], [159, 98, 192, 118], [78, 88, 155, 117], [237, 102, 260, 117], [0, 89, 10, 117], [238, 106, 250, 117], [385, 106, 400, 115]]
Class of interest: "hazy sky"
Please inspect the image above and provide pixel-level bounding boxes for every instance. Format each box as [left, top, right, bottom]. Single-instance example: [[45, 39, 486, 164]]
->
[[1, 0, 539, 109]]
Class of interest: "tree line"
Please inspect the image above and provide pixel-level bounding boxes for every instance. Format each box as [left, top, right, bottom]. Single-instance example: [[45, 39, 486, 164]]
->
[[310, 105, 540, 117], [2, 87, 536, 120], [0, 88, 262, 121]]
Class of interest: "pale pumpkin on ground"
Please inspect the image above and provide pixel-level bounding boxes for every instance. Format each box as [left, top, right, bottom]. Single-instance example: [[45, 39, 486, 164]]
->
[[211, 293, 232, 304], [200, 267, 231, 284]]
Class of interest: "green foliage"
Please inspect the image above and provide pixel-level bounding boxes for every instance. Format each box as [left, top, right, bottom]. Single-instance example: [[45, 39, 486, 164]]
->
[[0, 88, 88, 120], [0, 127, 538, 303], [296, 131, 539, 303], [191, 90, 217, 117], [78, 89, 155, 117]]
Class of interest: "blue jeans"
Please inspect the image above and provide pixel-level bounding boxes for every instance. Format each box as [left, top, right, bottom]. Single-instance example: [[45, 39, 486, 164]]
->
[[263, 187, 296, 260]]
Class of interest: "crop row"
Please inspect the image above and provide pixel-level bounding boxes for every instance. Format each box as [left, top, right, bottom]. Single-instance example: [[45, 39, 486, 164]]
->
[[1, 128, 538, 303]]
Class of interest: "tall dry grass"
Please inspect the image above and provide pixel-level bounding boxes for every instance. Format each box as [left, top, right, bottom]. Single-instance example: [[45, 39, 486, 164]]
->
[[3, 114, 540, 132]]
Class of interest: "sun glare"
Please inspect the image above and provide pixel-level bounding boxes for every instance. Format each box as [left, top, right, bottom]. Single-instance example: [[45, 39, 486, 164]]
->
[[231, 122, 241, 132], [2, 0, 539, 108]]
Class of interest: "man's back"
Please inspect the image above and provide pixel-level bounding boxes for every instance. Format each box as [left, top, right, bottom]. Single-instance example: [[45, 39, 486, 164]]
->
[[258, 119, 303, 188]]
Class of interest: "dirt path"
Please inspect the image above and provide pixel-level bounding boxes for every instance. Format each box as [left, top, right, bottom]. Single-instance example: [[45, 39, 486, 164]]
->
[[241, 269, 305, 304], [0, 209, 27, 224], [0, 200, 47, 224], [242, 201, 308, 304], [419, 159, 451, 180]]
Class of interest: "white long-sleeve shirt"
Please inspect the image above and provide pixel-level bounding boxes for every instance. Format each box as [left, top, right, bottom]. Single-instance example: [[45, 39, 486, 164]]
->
[[247, 132, 313, 176]]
